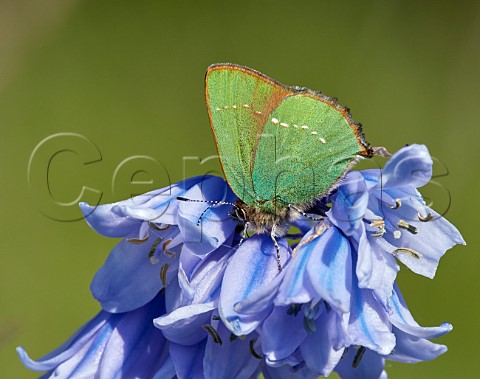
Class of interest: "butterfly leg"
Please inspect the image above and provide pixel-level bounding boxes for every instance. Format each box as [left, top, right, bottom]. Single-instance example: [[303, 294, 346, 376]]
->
[[270, 225, 282, 271], [288, 204, 324, 222], [237, 222, 250, 247]]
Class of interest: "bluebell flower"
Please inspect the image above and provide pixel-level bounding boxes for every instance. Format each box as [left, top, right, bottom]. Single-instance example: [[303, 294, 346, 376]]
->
[[17, 293, 175, 378], [18, 145, 464, 378], [231, 225, 453, 378], [327, 144, 465, 309], [81, 175, 237, 313]]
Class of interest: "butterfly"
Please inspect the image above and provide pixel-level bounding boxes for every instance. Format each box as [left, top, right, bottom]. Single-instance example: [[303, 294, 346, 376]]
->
[[181, 63, 374, 269]]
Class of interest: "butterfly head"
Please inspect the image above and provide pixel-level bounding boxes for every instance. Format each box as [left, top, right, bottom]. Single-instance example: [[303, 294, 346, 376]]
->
[[229, 201, 248, 225], [230, 198, 305, 237]]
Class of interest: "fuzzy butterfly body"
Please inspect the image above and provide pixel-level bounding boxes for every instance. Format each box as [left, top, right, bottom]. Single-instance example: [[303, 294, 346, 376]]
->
[[205, 63, 372, 234]]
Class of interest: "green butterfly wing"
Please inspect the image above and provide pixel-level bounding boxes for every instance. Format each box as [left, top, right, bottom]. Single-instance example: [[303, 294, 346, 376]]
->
[[252, 93, 371, 205], [206, 64, 290, 204], [205, 64, 371, 208]]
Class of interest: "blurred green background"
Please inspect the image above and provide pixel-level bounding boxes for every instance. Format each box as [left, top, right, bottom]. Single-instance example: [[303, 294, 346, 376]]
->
[[0, 0, 477, 377]]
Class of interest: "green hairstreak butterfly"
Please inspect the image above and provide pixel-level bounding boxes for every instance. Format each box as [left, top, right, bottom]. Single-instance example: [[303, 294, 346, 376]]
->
[[183, 63, 374, 268], [206, 63, 372, 221]]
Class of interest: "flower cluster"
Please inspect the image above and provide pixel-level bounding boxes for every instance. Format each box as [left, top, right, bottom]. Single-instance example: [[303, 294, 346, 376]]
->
[[18, 145, 464, 378]]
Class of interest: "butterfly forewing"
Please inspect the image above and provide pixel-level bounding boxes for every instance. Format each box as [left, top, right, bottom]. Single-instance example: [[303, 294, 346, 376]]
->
[[205, 64, 291, 204]]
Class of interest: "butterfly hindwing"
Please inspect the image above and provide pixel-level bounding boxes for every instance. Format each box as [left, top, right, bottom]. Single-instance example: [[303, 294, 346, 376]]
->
[[252, 93, 369, 205]]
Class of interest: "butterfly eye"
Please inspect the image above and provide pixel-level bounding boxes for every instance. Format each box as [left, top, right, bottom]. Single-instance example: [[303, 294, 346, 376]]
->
[[229, 206, 247, 223]]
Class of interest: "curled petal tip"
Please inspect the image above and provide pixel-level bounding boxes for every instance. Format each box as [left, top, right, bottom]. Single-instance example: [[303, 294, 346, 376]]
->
[[442, 322, 453, 332], [79, 201, 93, 215], [16, 347, 45, 371], [16, 346, 27, 361]]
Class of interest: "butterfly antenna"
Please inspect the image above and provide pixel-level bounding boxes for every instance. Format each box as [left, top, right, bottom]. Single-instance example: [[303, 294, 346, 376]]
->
[[288, 204, 323, 222], [196, 205, 213, 226], [175, 196, 239, 226], [176, 196, 237, 207], [270, 225, 282, 271]]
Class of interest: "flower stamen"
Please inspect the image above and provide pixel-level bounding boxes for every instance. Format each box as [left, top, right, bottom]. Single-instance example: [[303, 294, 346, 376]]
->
[[352, 346, 366, 368], [249, 338, 263, 359], [148, 222, 170, 231], [372, 228, 386, 237], [303, 317, 316, 334], [126, 235, 149, 244], [162, 238, 175, 257], [393, 247, 422, 259], [160, 263, 170, 286], [390, 199, 402, 209], [287, 304, 302, 316], [370, 218, 386, 237], [397, 219, 419, 234], [202, 325, 223, 345], [370, 218, 384, 229], [148, 237, 163, 264], [418, 212, 434, 222]]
